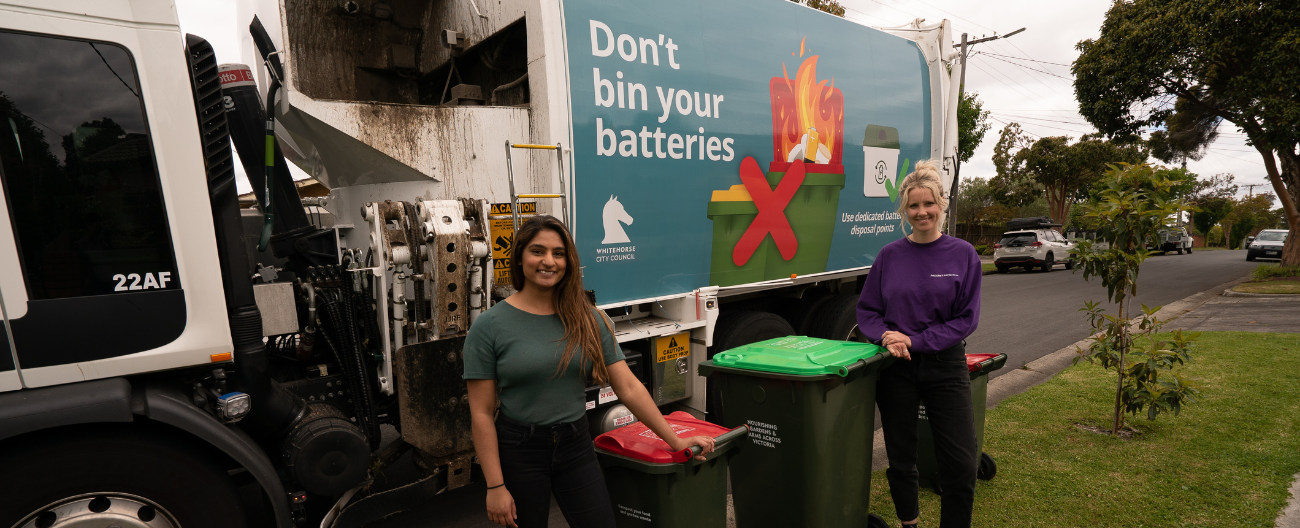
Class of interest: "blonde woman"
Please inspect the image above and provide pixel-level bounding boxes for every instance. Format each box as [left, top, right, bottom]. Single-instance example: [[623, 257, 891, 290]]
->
[[464, 215, 716, 528], [856, 161, 982, 528]]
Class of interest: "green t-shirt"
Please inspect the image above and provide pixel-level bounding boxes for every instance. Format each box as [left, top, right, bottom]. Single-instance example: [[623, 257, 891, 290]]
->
[[462, 301, 625, 425]]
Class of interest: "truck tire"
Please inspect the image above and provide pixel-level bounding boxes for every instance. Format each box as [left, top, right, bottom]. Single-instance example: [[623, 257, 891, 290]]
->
[[777, 288, 833, 336], [0, 424, 247, 528], [807, 292, 861, 341], [706, 311, 795, 424]]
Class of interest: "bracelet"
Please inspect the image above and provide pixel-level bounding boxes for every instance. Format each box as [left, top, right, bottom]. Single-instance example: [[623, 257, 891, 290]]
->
[[486, 483, 505, 490]]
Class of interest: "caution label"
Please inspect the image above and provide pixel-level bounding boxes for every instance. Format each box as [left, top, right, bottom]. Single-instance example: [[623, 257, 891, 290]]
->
[[489, 202, 537, 215], [488, 203, 537, 286], [655, 332, 690, 363]]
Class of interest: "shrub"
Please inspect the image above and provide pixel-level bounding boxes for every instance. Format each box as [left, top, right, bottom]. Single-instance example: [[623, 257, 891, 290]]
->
[[974, 244, 990, 255]]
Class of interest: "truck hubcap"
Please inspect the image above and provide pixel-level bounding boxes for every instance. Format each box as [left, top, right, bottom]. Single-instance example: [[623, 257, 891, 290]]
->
[[15, 494, 178, 528]]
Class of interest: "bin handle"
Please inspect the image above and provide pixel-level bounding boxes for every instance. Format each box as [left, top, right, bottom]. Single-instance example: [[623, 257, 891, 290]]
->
[[676, 425, 750, 462]]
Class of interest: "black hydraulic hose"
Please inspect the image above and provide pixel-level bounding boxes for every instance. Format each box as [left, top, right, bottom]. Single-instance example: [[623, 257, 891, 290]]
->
[[341, 284, 381, 449], [256, 78, 279, 252], [320, 289, 380, 449]]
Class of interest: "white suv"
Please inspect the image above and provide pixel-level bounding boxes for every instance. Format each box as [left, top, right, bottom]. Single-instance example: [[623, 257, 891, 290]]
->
[[993, 229, 1076, 273]]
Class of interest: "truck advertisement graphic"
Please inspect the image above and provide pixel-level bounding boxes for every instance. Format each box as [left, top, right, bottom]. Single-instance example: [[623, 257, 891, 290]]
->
[[565, 0, 933, 304]]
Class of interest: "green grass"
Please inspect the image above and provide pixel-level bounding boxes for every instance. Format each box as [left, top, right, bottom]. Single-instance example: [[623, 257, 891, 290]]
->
[[868, 332, 1300, 527], [1233, 279, 1300, 294], [1251, 263, 1300, 281], [982, 263, 998, 274]]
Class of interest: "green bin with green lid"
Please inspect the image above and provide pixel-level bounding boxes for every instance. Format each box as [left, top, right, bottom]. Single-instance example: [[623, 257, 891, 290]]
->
[[698, 337, 893, 528], [594, 412, 749, 528], [916, 353, 1008, 494]]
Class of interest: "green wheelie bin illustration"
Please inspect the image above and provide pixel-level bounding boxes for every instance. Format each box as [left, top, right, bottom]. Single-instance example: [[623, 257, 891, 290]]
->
[[697, 337, 893, 528], [916, 353, 1008, 494], [594, 411, 749, 528]]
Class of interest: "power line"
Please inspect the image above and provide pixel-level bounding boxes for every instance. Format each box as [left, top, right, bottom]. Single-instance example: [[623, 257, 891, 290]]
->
[[979, 51, 1072, 67], [978, 53, 1073, 80]]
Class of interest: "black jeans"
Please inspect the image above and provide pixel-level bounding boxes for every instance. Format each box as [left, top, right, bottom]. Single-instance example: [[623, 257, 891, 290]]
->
[[495, 414, 615, 528], [877, 343, 978, 528]]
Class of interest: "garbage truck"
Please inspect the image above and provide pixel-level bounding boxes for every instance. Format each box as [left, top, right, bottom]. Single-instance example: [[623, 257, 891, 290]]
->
[[0, 0, 963, 525]]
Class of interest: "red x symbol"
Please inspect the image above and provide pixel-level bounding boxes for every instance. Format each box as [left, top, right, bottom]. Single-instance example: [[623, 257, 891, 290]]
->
[[733, 157, 805, 266]]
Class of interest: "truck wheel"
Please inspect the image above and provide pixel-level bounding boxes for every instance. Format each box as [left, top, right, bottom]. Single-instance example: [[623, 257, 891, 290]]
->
[[807, 292, 861, 341], [1187, 245, 1193, 254], [777, 288, 833, 336], [0, 424, 247, 528], [707, 311, 795, 425], [1176, 247, 1184, 255]]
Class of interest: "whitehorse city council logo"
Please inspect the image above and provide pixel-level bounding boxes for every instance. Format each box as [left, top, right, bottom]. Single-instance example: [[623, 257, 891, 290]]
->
[[602, 195, 633, 244]]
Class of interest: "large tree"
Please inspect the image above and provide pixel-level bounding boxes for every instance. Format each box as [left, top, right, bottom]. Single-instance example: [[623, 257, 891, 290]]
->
[[788, 0, 845, 17], [993, 124, 1146, 226], [1074, 0, 1300, 265], [957, 91, 992, 164]]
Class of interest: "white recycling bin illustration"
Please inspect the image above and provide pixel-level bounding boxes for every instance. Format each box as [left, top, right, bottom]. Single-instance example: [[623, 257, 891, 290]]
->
[[863, 125, 900, 198]]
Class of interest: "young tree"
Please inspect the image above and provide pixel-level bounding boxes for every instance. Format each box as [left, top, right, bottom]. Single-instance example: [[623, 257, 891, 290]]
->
[[1073, 163, 1200, 435], [1074, 0, 1300, 265]]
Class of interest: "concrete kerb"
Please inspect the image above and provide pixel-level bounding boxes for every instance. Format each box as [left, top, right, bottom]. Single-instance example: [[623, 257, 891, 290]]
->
[[869, 273, 1256, 472], [1278, 473, 1300, 528]]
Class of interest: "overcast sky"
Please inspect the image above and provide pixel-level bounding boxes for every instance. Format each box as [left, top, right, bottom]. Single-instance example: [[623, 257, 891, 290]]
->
[[175, 0, 1278, 205]]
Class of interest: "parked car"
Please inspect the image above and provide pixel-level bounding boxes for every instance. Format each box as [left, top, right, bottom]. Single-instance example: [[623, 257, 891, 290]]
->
[[993, 228, 1076, 273], [1152, 226, 1193, 254], [1246, 229, 1289, 261]]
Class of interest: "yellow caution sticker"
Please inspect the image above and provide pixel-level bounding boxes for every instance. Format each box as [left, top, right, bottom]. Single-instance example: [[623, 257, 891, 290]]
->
[[489, 202, 537, 215], [655, 332, 690, 363], [488, 203, 537, 286]]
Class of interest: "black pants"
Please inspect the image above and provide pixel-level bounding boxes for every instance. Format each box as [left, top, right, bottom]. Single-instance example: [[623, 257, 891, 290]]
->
[[495, 415, 615, 528], [877, 343, 978, 528]]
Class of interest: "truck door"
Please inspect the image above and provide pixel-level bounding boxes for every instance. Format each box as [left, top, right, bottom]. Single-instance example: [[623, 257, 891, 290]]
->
[[0, 29, 186, 385]]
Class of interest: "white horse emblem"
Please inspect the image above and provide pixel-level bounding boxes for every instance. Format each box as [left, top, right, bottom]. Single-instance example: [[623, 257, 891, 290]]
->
[[602, 195, 633, 244]]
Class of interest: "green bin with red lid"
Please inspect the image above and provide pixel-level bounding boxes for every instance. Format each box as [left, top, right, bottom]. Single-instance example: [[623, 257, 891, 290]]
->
[[915, 352, 1008, 494], [594, 411, 748, 528], [697, 336, 893, 528]]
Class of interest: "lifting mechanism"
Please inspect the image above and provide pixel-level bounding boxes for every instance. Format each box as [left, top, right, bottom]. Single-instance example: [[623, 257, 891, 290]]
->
[[504, 141, 570, 230]]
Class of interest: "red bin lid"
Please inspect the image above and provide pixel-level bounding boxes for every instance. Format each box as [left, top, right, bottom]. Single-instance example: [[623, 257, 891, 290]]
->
[[967, 354, 1000, 372], [593, 411, 736, 464]]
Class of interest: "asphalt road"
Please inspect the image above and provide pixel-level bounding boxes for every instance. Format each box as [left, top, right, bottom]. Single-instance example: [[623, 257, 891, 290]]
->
[[359, 248, 1261, 528], [972, 248, 1259, 380]]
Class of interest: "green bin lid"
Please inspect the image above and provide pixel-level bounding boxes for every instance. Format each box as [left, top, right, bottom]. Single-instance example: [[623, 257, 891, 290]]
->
[[863, 125, 900, 149], [710, 337, 884, 377]]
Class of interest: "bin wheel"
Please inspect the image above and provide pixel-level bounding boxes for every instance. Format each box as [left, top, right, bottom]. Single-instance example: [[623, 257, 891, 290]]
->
[[807, 292, 860, 341], [867, 513, 890, 528], [977, 452, 997, 481]]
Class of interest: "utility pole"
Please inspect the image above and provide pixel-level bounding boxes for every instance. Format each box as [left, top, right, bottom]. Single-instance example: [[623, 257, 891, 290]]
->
[[947, 27, 1025, 235], [1244, 183, 1263, 196]]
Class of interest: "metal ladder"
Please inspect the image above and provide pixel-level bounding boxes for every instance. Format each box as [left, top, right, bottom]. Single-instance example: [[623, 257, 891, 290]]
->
[[503, 141, 569, 231]]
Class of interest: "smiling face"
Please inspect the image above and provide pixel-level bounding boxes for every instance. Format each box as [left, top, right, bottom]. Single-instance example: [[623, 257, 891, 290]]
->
[[520, 229, 567, 292], [904, 187, 942, 236]]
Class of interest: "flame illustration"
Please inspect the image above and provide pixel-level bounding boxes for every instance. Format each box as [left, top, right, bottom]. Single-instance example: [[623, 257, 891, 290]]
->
[[771, 38, 844, 165]]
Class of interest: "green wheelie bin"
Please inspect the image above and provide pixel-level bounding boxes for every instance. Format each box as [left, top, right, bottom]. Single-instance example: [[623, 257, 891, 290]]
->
[[593, 411, 749, 528], [697, 336, 893, 528], [916, 353, 1008, 494]]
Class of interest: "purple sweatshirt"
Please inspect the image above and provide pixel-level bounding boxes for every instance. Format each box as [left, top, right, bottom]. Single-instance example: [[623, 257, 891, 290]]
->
[[856, 234, 982, 353]]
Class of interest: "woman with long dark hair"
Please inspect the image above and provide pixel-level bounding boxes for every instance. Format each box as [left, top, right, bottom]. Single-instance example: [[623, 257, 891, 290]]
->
[[857, 161, 983, 528], [464, 215, 716, 528]]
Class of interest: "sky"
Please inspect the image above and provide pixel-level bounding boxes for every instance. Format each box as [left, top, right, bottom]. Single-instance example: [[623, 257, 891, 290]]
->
[[174, 0, 1280, 206]]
